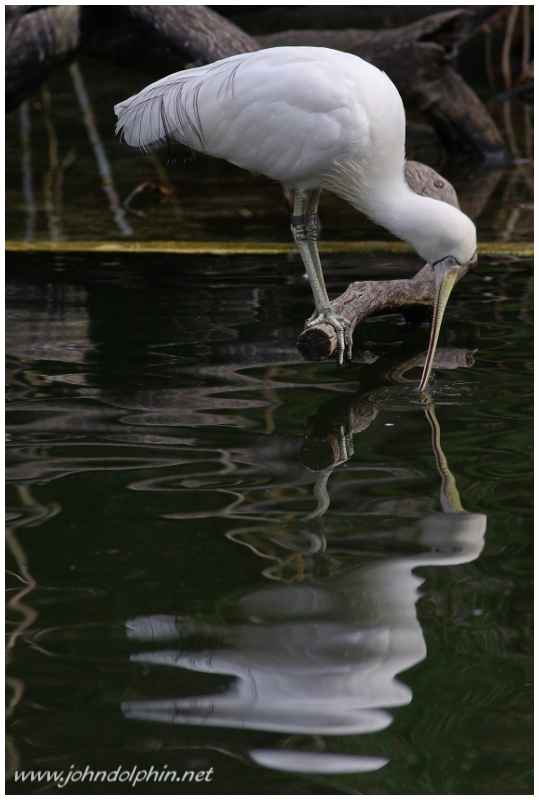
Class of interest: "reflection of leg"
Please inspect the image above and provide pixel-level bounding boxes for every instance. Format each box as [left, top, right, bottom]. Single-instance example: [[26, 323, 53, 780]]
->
[[291, 190, 352, 365]]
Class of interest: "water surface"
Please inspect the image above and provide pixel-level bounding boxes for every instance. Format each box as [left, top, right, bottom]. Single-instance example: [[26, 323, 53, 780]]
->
[[6, 252, 532, 794], [5, 41, 533, 796]]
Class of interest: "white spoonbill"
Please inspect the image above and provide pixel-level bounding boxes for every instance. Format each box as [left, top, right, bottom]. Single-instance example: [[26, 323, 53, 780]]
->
[[115, 46, 477, 390]]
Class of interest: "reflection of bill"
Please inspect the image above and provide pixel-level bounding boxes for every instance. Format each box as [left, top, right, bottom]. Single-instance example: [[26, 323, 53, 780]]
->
[[122, 510, 485, 773], [122, 399, 486, 775]]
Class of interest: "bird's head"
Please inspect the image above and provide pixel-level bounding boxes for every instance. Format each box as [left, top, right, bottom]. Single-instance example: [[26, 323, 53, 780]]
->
[[416, 202, 477, 276]]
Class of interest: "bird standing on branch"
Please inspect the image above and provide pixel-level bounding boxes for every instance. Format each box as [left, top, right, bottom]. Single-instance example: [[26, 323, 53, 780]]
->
[[115, 46, 477, 391]]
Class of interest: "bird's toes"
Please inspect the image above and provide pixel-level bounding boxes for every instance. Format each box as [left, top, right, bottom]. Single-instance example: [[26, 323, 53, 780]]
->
[[304, 310, 353, 367], [336, 326, 353, 368]]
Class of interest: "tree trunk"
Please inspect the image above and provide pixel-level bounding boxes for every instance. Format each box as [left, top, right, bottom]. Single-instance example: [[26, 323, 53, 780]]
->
[[127, 5, 258, 66], [6, 6, 82, 113]]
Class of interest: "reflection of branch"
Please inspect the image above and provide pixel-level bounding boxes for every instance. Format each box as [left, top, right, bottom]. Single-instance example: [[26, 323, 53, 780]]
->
[[384, 346, 476, 385], [6, 527, 37, 650], [521, 7, 531, 75], [502, 100, 520, 160], [501, 6, 520, 89], [6, 525, 36, 781], [41, 85, 63, 241], [41, 85, 78, 242], [69, 62, 133, 237], [19, 101, 36, 242], [6, 485, 60, 780]]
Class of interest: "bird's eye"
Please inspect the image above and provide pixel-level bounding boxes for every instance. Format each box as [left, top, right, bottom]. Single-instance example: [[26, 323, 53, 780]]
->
[[446, 256, 458, 268]]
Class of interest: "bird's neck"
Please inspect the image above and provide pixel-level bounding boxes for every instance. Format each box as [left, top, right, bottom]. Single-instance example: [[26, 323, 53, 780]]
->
[[349, 178, 463, 265], [323, 160, 465, 264]]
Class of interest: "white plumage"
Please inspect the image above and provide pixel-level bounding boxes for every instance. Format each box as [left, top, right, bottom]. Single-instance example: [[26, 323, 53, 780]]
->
[[116, 46, 477, 389]]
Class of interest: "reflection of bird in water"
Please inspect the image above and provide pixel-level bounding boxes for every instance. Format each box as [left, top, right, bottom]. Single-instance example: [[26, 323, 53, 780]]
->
[[115, 46, 477, 389], [121, 392, 485, 775], [122, 505, 485, 774], [300, 388, 473, 536]]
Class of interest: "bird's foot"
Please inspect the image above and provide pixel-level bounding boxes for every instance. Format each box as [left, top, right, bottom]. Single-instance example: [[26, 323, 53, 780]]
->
[[304, 309, 353, 366]]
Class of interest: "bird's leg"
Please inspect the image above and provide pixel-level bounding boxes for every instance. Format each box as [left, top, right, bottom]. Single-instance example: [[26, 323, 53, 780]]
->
[[291, 190, 352, 365]]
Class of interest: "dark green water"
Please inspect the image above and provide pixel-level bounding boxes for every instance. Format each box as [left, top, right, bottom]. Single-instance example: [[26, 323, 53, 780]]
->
[[5, 42, 533, 795], [6, 251, 532, 794]]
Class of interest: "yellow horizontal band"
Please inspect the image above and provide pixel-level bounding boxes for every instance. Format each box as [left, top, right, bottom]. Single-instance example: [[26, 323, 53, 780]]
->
[[5, 240, 533, 257]]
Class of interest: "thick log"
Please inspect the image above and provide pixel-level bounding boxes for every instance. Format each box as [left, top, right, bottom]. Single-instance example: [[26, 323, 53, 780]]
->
[[5, 5, 34, 39], [259, 9, 508, 161], [5, 6, 259, 112], [82, 6, 259, 81], [5, 6, 82, 113], [127, 6, 258, 65], [296, 161, 474, 363]]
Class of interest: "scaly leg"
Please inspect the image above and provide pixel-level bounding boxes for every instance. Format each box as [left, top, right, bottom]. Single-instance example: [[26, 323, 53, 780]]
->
[[291, 189, 352, 365]]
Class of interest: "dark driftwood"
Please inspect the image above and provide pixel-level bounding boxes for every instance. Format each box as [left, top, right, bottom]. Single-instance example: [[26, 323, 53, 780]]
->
[[5, 6, 506, 161], [296, 161, 473, 363], [5, 5, 33, 39], [5, 6, 82, 112], [258, 9, 507, 161], [86, 6, 259, 76], [5, 6, 259, 112], [127, 6, 258, 65]]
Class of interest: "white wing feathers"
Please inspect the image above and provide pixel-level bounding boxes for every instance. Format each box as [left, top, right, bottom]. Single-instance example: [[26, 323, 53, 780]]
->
[[114, 59, 243, 152]]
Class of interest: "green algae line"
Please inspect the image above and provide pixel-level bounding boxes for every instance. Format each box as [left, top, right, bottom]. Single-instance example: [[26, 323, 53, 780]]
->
[[5, 240, 534, 258]]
